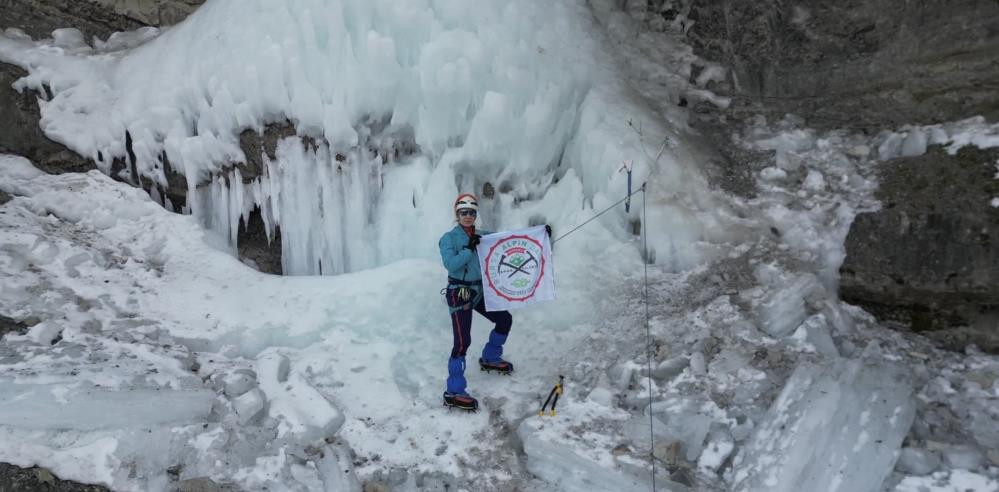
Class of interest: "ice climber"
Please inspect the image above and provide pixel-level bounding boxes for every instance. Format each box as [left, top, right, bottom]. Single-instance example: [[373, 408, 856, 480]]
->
[[439, 193, 515, 411]]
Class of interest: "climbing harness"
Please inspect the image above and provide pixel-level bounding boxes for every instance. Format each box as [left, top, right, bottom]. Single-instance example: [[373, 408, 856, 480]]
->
[[441, 277, 482, 313], [538, 375, 564, 417]]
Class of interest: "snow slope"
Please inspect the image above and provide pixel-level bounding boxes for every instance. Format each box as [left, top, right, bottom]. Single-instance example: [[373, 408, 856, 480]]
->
[[0, 153, 643, 490]]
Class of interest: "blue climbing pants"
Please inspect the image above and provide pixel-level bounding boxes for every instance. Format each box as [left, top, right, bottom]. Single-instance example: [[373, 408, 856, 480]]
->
[[445, 281, 512, 394]]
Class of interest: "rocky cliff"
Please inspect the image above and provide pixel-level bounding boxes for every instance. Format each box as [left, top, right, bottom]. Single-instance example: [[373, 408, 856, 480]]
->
[[676, 0, 999, 352], [684, 0, 999, 131], [0, 0, 202, 40]]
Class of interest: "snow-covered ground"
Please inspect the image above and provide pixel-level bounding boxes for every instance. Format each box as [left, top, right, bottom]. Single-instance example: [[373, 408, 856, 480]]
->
[[2, 0, 999, 491]]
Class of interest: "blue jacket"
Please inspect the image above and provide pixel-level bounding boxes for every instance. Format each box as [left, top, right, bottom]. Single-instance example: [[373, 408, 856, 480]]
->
[[439, 224, 492, 282]]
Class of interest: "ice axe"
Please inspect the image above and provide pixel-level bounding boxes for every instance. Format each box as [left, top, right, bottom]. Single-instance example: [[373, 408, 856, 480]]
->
[[539, 375, 564, 417], [499, 251, 538, 278]]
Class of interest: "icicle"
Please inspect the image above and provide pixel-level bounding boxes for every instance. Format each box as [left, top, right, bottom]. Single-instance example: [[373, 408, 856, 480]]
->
[[149, 186, 162, 207], [230, 169, 244, 245]]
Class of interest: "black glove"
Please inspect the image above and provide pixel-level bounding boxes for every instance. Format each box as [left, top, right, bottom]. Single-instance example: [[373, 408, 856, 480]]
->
[[545, 224, 552, 237], [466, 234, 481, 250]]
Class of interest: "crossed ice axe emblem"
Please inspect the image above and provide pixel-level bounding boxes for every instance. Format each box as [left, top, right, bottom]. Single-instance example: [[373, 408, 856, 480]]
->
[[498, 251, 538, 278]]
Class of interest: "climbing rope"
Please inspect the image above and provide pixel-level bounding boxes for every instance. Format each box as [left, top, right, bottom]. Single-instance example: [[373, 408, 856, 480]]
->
[[550, 185, 646, 245], [643, 183, 657, 492], [544, 177, 658, 491]]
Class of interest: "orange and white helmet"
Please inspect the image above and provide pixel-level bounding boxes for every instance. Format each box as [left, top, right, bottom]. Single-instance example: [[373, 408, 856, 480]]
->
[[454, 193, 478, 213]]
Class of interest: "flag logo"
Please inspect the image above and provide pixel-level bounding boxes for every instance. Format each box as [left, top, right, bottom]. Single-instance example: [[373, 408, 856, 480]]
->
[[485, 235, 546, 302]]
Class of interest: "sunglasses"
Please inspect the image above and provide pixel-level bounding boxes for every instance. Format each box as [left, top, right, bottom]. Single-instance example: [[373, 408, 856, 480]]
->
[[458, 210, 477, 217]]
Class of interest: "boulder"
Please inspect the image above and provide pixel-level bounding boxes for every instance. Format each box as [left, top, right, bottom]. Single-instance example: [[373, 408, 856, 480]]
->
[[840, 145, 999, 352]]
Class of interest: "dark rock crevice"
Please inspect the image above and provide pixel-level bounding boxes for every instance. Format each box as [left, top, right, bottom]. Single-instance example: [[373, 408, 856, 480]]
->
[[237, 207, 282, 275]]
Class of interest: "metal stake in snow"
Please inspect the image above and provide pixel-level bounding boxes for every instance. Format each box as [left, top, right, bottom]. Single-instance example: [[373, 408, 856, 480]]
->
[[547, 181, 658, 491], [621, 161, 634, 213]]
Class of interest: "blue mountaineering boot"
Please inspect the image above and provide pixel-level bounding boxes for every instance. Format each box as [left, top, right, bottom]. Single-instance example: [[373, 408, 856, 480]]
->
[[444, 357, 478, 411], [479, 331, 514, 375]]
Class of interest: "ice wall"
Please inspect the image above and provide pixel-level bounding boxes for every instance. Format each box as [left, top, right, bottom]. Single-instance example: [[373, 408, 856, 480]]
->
[[0, 0, 720, 275]]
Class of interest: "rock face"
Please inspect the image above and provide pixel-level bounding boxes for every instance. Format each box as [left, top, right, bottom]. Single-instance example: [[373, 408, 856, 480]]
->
[[0, 314, 28, 338], [0, 63, 93, 175], [682, 0, 999, 352], [0, 463, 109, 491], [840, 145, 999, 352], [85, 0, 205, 27], [684, 0, 999, 131], [0, 0, 204, 40]]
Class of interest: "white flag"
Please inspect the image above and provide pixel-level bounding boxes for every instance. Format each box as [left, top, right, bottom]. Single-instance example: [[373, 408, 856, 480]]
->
[[477, 226, 556, 311]]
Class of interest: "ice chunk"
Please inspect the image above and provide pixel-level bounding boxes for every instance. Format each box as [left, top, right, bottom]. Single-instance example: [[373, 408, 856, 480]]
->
[[689, 352, 707, 376], [791, 314, 839, 357], [731, 358, 915, 492], [315, 443, 362, 492], [653, 357, 689, 381], [256, 351, 344, 440], [878, 133, 904, 160], [646, 400, 713, 462], [0, 381, 213, 430], [233, 388, 265, 425], [51, 28, 87, 49], [760, 166, 788, 181], [803, 170, 826, 191], [927, 127, 949, 145], [900, 129, 928, 157], [585, 374, 617, 407], [896, 447, 941, 475], [697, 432, 735, 473], [758, 274, 819, 338], [223, 369, 257, 398], [894, 469, 999, 492], [518, 419, 681, 492], [942, 444, 985, 470]]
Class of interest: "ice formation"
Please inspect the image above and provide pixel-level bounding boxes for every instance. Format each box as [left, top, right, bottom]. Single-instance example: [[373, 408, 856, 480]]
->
[[0, 0, 721, 276]]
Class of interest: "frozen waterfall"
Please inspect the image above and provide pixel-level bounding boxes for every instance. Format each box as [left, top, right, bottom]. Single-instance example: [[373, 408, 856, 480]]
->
[[0, 0, 721, 276]]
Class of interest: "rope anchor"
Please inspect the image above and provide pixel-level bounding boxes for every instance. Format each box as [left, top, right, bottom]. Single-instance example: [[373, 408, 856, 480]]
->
[[539, 375, 564, 417]]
